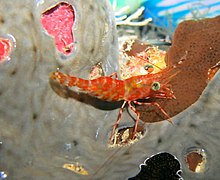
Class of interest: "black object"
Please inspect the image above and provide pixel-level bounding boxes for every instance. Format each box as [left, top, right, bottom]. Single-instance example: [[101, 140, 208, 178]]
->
[[129, 152, 182, 180]]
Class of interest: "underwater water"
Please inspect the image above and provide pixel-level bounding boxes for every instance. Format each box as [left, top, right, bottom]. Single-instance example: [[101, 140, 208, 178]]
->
[[0, 0, 220, 180], [143, 0, 220, 30], [111, 0, 220, 32]]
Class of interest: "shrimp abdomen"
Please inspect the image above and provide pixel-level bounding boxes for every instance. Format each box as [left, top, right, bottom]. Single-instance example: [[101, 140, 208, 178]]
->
[[88, 77, 125, 101], [50, 72, 125, 101]]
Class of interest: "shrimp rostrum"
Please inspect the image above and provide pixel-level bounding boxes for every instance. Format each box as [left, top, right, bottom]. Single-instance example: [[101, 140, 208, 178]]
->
[[50, 66, 179, 142]]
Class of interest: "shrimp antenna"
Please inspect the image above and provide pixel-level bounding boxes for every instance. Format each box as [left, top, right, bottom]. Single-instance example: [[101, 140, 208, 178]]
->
[[92, 148, 123, 177], [168, 50, 188, 69], [137, 56, 164, 70]]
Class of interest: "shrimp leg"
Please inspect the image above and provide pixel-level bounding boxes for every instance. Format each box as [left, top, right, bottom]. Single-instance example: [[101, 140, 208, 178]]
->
[[109, 72, 118, 79], [133, 100, 173, 125], [128, 101, 140, 140], [109, 100, 127, 142]]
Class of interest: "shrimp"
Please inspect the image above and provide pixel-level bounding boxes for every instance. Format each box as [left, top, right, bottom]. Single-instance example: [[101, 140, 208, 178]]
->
[[50, 62, 182, 143]]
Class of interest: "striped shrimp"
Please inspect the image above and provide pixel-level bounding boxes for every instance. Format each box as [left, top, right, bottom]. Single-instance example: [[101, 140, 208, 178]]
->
[[50, 62, 182, 142]]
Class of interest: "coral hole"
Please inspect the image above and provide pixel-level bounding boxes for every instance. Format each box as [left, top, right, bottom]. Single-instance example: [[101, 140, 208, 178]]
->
[[41, 2, 75, 55]]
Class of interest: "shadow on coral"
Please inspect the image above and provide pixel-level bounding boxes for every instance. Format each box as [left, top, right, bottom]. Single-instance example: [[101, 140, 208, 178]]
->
[[49, 77, 123, 111]]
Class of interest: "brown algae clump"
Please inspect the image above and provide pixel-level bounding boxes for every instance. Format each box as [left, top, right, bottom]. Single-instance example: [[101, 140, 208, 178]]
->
[[139, 15, 220, 123]]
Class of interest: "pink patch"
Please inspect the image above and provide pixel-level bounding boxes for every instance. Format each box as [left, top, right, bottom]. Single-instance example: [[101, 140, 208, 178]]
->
[[0, 35, 16, 62], [41, 2, 75, 55]]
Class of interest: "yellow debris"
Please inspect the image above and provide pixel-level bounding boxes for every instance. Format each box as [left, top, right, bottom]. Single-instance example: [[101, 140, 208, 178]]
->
[[62, 162, 89, 175]]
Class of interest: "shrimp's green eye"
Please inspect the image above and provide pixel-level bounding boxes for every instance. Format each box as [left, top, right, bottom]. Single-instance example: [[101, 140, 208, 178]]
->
[[144, 64, 154, 73], [151, 82, 160, 91]]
